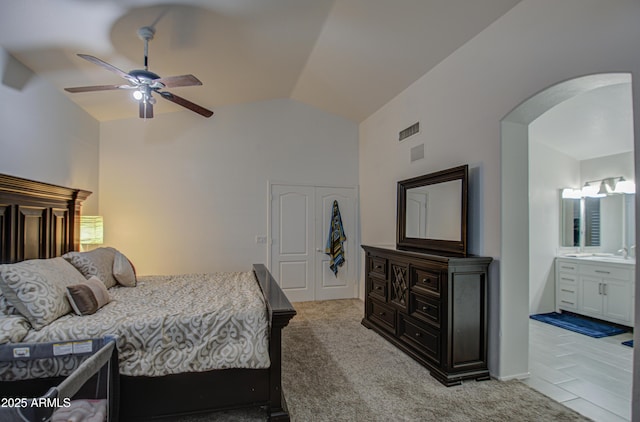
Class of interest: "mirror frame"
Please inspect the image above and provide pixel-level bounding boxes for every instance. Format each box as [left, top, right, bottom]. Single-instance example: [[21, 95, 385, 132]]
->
[[397, 164, 468, 256]]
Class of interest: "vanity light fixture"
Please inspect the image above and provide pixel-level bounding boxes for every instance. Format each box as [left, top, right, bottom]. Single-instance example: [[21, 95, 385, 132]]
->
[[613, 177, 636, 194], [561, 188, 582, 199], [597, 179, 614, 195], [580, 176, 635, 197], [582, 182, 605, 198]]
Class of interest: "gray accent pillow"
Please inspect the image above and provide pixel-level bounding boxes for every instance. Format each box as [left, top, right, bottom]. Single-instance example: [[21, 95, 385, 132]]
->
[[0, 258, 86, 329], [63, 247, 118, 289], [0, 315, 30, 344], [66, 276, 111, 315]]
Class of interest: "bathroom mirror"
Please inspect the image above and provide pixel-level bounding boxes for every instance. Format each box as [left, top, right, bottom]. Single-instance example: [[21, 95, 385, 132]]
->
[[560, 197, 580, 247], [560, 192, 636, 252], [397, 164, 468, 256]]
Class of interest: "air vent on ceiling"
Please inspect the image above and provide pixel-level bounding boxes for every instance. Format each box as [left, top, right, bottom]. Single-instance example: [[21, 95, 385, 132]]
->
[[399, 122, 420, 142]]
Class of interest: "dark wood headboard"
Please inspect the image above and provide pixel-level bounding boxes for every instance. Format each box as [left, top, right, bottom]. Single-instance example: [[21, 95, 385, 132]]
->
[[0, 174, 91, 264]]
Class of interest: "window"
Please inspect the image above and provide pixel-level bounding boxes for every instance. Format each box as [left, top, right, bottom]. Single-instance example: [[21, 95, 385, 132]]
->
[[584, 197, 601, 247]]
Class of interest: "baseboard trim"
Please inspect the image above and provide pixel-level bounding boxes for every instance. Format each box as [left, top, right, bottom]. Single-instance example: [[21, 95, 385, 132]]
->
[[493, 372, 531, 381]]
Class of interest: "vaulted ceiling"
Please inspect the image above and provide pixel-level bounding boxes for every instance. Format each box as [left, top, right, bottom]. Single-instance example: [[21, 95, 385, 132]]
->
[[0, 0, 522, 122]]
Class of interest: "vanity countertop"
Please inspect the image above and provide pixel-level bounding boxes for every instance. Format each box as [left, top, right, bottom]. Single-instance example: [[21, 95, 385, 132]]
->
[[558, 254, 635, 266]]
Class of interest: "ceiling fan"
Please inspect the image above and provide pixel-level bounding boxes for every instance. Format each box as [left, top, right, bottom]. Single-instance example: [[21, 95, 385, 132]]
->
[[65, 25, 213, 119]]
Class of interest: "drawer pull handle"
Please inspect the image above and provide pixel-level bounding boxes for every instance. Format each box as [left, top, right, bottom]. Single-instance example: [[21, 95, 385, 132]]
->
[[375, 265, 382, 270], [422, 306, 430, 312], [561, 278, 574, 281], [375, 286, 382, 290], [378, 312, 386, 317], [560, 289, 574, 293], [422, 278, 430, 283], [415, 332, 422, 338], [595, 270, 610, 274], [561, 300, 574, 305]]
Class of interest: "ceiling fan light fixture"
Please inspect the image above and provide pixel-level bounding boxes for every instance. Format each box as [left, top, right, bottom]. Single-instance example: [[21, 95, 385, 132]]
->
[[64, 23, 213, 119]]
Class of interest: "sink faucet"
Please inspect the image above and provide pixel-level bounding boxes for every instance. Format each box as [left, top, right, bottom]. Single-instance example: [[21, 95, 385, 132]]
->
[[618, 247, 629, 259]]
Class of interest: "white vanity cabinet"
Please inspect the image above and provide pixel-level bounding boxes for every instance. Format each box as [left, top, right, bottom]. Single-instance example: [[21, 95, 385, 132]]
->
[[555, 257, 635, 327]]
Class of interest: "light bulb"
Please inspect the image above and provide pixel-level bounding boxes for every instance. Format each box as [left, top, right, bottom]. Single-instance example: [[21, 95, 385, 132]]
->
[[132, 91, 143, 100]]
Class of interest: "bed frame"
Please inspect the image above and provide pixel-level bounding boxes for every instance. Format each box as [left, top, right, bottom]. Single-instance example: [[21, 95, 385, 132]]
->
[[0, 173, 296, 421]]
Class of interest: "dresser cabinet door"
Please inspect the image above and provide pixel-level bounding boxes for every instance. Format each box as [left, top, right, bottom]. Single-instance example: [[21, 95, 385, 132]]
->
[[389, 261, 410, 311]]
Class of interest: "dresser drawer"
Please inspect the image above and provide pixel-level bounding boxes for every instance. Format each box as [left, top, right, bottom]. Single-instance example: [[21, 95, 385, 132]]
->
[[580, 264, 632, 281], [369, 256, 388, 278], [410, 292, 440, 326], [398, 314, 440, 364], [557, 272, 578, 285], [368, 299, 396, 332], [557, 283, 578, 310], [556, 260, 578, 273], [368, 277, 387, 301], [412, 268, 441, 295]]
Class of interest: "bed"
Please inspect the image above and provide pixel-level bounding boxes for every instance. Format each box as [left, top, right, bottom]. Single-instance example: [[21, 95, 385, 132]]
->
[[0, 173, 296, 421]]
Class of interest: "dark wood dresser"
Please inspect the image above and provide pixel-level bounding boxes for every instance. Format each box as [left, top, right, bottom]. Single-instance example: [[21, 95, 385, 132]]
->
[[361, 245, 492, 386]]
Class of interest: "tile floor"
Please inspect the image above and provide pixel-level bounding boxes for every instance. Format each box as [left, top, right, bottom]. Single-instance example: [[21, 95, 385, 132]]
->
[[524, 319, 634, 422]]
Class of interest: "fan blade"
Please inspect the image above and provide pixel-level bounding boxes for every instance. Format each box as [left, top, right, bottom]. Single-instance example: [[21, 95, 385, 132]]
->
[[154, 74, 202, 88], [159, 91, 213, 117], [77, 54, 138, 83], [65, 84, 131, 93], [139, 101, 154, 119]]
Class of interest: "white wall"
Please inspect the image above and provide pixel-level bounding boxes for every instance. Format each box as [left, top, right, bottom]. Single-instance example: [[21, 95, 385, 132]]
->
[[358, 0, 640, 383], [581, 151, 635, 184], [99, 98, 358, 275], [528, 141, 579, 314], [0, 48, 100, 213]]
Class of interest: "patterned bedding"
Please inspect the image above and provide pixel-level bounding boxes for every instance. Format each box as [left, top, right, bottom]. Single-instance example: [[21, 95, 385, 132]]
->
[[0, 271, 270, 379]]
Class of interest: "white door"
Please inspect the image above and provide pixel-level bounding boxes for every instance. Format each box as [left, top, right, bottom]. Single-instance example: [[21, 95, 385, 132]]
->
[[271, 184, 357, 302], [314, 187, 357, 300], [406, 191, 428, 238]]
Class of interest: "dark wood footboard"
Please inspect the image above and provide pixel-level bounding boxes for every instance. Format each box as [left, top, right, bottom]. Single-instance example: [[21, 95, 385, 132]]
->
[[252, 264, 297, 420], [117, 264, 296, 421]]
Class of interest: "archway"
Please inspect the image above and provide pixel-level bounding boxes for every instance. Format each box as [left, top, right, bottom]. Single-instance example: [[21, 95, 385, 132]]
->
[[499, 73, 633, 378]]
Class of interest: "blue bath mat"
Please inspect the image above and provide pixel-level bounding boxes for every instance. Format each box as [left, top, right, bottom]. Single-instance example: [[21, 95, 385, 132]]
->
[[530, 312, 630, 338], [622, 340, 633, 347]]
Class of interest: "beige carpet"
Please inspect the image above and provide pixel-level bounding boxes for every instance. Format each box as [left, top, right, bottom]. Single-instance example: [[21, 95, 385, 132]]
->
[[174, 299, 590, 421]]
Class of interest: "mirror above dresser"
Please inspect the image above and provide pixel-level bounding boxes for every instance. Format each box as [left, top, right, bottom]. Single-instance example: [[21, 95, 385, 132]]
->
[[397, 165, 468, 256]]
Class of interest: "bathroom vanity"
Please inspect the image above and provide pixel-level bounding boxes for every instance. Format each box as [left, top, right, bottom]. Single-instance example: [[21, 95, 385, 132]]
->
[[556, 256, 635, 327]]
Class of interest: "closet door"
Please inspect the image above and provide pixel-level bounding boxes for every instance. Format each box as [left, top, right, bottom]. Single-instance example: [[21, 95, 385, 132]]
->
[[271, 185, 316, 302], [314, 187, 357, 300], [271, 184, 358, 302]]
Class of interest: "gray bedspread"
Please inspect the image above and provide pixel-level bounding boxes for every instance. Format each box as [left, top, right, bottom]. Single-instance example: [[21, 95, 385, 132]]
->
[[1, 271, 270, 379]]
